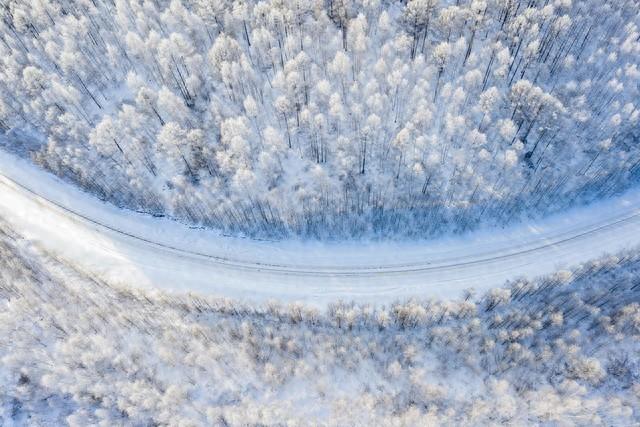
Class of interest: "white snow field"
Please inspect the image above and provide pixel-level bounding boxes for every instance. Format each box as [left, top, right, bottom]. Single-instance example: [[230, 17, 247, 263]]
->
[[1, 148, 640, 305]]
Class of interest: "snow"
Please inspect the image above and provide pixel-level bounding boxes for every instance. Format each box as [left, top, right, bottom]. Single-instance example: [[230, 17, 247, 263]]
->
[[0, 149, 639, 306], [3, 0, 637, 242], [3, 232, 639, 425]]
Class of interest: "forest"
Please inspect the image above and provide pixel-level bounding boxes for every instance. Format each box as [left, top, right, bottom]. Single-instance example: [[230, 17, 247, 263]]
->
[[0, 0, 639, 238], [1, 220, 639, 425], [2, 1, 640, 424]]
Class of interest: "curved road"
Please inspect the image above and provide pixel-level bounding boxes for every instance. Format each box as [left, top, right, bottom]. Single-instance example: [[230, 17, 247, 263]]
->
[[1, 150, 639, 305]]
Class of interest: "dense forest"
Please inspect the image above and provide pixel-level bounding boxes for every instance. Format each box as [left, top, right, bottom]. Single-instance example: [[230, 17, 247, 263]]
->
[[1, 0, 639, 238], [1, 221, 639, 425]]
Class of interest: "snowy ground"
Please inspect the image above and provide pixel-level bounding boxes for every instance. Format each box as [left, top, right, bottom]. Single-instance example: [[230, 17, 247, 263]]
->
[[1, 149, 640, 305]]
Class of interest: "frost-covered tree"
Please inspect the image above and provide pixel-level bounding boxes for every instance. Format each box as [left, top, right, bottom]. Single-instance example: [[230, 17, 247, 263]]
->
[[0, 0, 638, 239], [1, 223, 640, 425]]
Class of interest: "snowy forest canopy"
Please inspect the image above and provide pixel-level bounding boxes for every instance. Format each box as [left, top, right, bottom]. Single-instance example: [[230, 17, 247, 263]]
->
[[1, 0, 639, 238], [1, 222, 640, 425]]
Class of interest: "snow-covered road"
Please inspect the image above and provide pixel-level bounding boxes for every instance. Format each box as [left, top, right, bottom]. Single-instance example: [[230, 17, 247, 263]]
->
[[1, 149, 640, 305]]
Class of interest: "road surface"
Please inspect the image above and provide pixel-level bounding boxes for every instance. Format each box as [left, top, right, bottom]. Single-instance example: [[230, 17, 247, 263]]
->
[[1, 149, 639, 305]]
